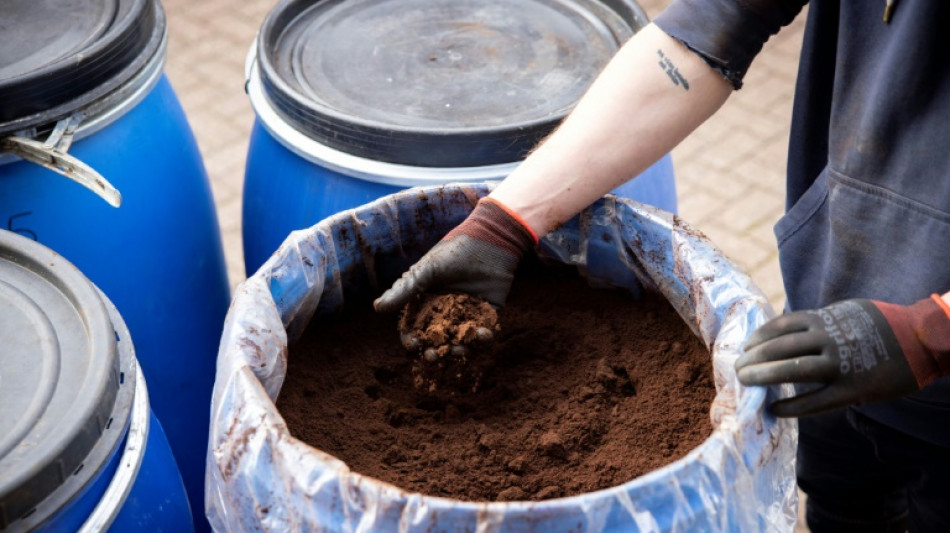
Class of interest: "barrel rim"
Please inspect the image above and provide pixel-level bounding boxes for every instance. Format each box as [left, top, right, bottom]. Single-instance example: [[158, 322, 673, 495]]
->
[[247, 57, 520, 186], [77, 298, 150, 533]]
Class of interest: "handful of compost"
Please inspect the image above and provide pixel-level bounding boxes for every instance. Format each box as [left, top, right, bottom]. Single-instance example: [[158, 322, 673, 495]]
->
[[374, 196, 537, 393], [397, 293, 499, 394], [398, 293, 498, 362]]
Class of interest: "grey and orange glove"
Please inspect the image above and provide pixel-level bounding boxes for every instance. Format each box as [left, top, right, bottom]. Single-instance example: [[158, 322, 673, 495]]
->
[[374, 196, 538, 313], [735, 295, 950, 417]]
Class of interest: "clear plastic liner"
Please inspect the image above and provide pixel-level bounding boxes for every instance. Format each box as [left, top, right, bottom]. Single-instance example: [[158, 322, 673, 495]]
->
[[207, 184, 798, 532]]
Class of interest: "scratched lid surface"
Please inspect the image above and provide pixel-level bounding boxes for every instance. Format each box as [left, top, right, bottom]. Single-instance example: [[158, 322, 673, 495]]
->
[[257, 0, 647, 166]]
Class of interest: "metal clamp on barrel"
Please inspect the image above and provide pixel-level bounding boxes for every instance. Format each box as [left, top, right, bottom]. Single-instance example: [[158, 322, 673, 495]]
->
[[78, 359, 150, 533], [1, 113, 122, 208]]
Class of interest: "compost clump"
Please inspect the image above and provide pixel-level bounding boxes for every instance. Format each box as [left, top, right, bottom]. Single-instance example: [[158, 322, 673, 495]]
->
[[398, 292, 500, 398]]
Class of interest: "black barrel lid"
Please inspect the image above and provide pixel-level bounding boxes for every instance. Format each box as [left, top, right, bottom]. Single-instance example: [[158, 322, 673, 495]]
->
[[258, 0, 645, 167], [0, 0, 164, 136], [0, 230, 120, 528]]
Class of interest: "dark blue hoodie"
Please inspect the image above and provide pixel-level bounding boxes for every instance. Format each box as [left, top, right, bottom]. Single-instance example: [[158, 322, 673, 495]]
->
[[656, 0, 950, 446]]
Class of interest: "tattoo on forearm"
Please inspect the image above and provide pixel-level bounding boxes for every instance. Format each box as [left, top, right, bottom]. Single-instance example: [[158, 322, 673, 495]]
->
[[657, 49, 689, 91]]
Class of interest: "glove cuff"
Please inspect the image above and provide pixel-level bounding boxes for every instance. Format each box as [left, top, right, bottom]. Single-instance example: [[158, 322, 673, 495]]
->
[[444, 197, 537, 256], [873, 296, 950, 389]]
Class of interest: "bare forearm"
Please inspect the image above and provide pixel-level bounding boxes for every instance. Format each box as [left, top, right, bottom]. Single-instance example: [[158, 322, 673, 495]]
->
[[490, 23, 732, 236]]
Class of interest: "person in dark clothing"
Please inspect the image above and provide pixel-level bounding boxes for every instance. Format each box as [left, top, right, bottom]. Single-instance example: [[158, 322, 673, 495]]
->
[[375, 2, 950, 530]]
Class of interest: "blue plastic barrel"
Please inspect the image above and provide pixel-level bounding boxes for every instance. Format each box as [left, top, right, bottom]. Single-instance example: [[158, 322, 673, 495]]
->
[[0, 230, 194, 532], [0, 2, 229, 530], [208, 185, 799, 532], [241, 0, 677, 276]]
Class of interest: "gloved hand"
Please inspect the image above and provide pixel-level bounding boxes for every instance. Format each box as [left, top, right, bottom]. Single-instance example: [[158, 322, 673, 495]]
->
[[374, 195, 537, 317], [735, 295, 950, 417]]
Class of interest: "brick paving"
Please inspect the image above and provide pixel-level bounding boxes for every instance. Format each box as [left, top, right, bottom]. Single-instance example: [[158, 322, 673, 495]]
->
[[162, 0, 809, 528]]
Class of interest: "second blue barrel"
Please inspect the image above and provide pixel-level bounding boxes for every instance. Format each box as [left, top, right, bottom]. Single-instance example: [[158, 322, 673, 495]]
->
[[242, 0, 677, 276], [0, 1, 229, 530], [0, 230, 194, 532]]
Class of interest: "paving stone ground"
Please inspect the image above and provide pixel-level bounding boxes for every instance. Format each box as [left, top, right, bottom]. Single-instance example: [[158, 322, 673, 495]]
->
[[162, 0, 809, 529]]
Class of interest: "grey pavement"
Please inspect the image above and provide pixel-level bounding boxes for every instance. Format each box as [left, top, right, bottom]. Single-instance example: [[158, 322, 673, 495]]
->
[[162, 0, 808, 529]]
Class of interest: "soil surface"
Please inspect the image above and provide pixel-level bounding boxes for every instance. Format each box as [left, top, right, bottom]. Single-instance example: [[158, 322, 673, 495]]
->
[[398, 293, 500, 397], [278, 265, 715, 502]]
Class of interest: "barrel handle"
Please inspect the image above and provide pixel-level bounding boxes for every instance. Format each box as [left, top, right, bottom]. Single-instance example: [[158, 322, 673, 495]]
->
[[1, 114, 122, 208]]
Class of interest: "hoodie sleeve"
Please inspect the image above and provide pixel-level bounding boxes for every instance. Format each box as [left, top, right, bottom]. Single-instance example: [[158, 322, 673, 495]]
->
[[654, 0, 808, 89], [875, 295, 950, 389]]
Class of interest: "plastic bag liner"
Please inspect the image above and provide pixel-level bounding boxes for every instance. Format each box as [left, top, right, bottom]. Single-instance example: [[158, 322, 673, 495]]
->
[[207, 184, 798, 532]]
